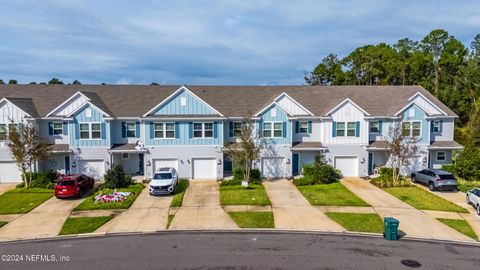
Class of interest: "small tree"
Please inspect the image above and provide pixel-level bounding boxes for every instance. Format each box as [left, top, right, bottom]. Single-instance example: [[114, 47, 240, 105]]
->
[[224, 113, 261, 182], [384, 119, 419, 183], [7, 122, 52, 188]]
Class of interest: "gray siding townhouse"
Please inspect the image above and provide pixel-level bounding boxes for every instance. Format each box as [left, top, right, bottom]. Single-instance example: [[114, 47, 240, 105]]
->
[[0, 85, 462, 183]]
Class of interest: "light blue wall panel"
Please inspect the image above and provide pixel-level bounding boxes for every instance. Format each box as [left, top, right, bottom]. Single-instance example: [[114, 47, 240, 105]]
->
[[153, 90, 217, 115], [71, 105, 109, 147], [258, 104, 291, 145], [402, 104, 428, 144], [145, 121, 223, 146]]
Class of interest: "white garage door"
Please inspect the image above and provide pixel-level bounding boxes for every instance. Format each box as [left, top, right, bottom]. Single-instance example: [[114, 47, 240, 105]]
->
[[0, 161, 22, 183], [334, 157, 358, 177], [262, 157, 285, 178], [77, 160, 105, 179], [192, 158, 217, 179], [153, 159, 179, 174], [401, 155, 424, 176]]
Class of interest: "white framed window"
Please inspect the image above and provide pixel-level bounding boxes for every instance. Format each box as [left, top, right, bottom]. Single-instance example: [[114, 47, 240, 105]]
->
[[263, 122, 272, 137], [0, 124, 7, 140], [273, 122, 283, 137], [126, 123, 136, 138], [299, 121, 308, 133], [233, 122, 242, 137], [52, 123, 63, 135], [79, 123, 102, 139], [436, 151, 446, 161], [402, 121, 421, 137], [347, 122, 356, 137], [91, 123, 101, 139], [79, 124, 90, 139], [369, 121, 379, 133], [180, 97, 187, 106], [193, 122, 213, 138], [154, 123, 175, 139], [85, 108, 92, 118], [336, 122, 345, 137], [122, 153, 129, 159], [271, 108, 277, 117], [432, 121, 441, 133], [263, 122, 283, 138]]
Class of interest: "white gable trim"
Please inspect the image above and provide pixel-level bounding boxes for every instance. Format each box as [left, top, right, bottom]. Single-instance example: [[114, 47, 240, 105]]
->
[[46, 91, 90, 117], [66, 101, 111, 118], [325, 98, 370, 116], [403, 92, 447, 116], [274, 92, 314, 116], [0, 98, 31, 118], [254, 101, 293, 117], [143, 85, 224, 117]]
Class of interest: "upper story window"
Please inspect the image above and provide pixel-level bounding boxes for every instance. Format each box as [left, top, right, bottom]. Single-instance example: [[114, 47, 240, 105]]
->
[[79, 123, 101, 139], [402, 121, 421, 137], [432, 120, 441, 133], [263, 122, 283, 138], [436, 151, 446, 161], [52, 123, 63, 135], [232, 122, 242, 137], [0, 124, 7, 140], [154, 123, 175, 139], [126, 123, 136, 138], [299, 121, 308, 133], [369, 121, 380, 133], [193, 122, 213, 138], [335, 122, 357, 137], [347, 122, 356, 137]]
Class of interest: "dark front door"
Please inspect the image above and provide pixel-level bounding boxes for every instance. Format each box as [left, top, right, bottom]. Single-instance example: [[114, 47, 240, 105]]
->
[[368, 153, 373, 175], [292, 154, 299, 175], [64, 156, 70, 175], [139, 154, 144, 175]]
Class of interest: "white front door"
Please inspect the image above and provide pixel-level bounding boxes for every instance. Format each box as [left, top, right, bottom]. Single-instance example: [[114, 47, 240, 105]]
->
[[153, 159, 179, 173], [77, 159, 105, 179], [262, 157, 285, 178], [0, 161, 22, 183], [192, 158, 217, 179], [334, 156, 358, 177]]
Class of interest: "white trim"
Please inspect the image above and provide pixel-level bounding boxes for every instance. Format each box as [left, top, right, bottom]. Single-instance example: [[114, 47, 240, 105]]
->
[[290, 147, 327, 151], [428, 146, 464, 150], [142, 117, 226, 121], [369, 120, 380, 133], [273, 92, 314, 116], [326, 98, 370, 116], [262, 121, 283, 138], [191, 156, 218, 179], [122, 153, 130, 160], [78, 122, 102, 140], [45, 91, 90, 117], [407, 92, 448, 115], [333, 155, 359, 177], [125, 122, 137, 138], [402, 120, 422, 138], [143, 86, 224, 117], [153, 122, 176, 139], [66, 101, 111, 118], [0, 98, 32, 118], [436, 151, 446, 161], [255, 101, 293, 117], [192, 122, 214, 139]]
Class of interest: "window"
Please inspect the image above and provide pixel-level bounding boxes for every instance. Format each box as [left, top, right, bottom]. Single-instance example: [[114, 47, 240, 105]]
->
[[347, 122, 356, 137], [122, 153, 129, 159], [80, 124, 90, 139], [263, 122, 272, 137], [233, 122, 242, 137], [299, 121, 308, 133], [436, 151, 446, 161], [154, 123, 164, 138], [263, 122, 283, 138], [91, 123, 101, 139], [273, 123, 283, 137], [165, 123, 175, 138], [204, 123, 213, 138], [52, 123, 63, 135], [0, 124, 6, 140], [336, 122, 345, 137], [79, 123, 101, 139], [85, 108, 92, 118], [154, 123, 175, 139], [180, 97, 187, 106], [193, 123, 213, 138], [193, 123, 203, 138], [432, 121, 441, 133], [402, 121, 421, 137], [369, 121, 379, 133], [126, 123, 136, 138], [402, 122, 411, 136]]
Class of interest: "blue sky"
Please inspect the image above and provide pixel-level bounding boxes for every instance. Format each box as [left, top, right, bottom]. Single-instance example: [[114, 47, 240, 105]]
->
[[1, 0, 479, 85]]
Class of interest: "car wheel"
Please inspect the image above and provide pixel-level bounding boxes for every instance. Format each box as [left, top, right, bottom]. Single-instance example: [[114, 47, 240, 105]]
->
[[78, 189, 84, 198], [466, 195, 470, 205], [411, 175, 416, 183], [428, 182, 435, 191], [477, 205, 480, 216]]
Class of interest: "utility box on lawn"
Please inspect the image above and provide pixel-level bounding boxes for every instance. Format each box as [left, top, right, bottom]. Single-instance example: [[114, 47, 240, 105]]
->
[[384, 217, 399, 241]]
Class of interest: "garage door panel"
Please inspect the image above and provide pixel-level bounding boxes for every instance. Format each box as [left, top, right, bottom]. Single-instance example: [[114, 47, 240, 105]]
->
[[262, 157, 285, 178], [78, 160, 104, 179], [334, 157, 358, 177], [192, 158, 216, 179], [0, 162, 22, 183], [153, 159, 178, 173]]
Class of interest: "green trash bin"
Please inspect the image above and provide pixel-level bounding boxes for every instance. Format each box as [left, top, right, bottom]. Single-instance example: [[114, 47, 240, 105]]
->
[[384, 217, 400, 240]]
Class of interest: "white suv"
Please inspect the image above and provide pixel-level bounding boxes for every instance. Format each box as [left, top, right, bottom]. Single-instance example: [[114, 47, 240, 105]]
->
[[149, 167, 178, 195], [466, 188, 480, 215]]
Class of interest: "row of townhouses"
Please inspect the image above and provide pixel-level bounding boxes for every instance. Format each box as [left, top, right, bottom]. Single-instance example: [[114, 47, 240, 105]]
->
[[0, 85, 462, 183]]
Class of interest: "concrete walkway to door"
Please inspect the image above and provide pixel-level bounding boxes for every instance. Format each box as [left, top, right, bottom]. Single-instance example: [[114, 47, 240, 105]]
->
[[96, 187, 172, 233], [263, 180, 344, 231], [341, 178, 473, 242], [169, 180, 238, 230]]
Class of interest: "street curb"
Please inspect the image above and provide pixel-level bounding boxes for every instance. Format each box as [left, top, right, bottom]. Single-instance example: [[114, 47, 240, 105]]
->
[[0, 229, 479, 247]]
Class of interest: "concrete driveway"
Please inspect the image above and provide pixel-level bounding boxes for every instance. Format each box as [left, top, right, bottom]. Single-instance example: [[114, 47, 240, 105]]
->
[[0, 196, 85, 241], [341, 178, 473, 241], [0, 183, 16, 196], [96, 187, 172, 233], [263, 179, 344, 231], [169, 180, 238, 230]]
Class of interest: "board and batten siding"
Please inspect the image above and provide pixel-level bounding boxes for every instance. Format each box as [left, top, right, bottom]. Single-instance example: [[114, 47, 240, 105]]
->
[[145, 121, 223, 146], [257, 104, 291, 145], [276, 95, 310, 115], [323, 101, 368, 145], [402, 104, 428, 144], [50, 93, 89, 116], [0, 99, 28, 123], [430, 118, 454, 142], [70, 105, 110, 147], [152, 90, 217, 116]]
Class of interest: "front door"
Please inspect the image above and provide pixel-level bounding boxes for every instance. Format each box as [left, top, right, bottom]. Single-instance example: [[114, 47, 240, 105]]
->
[[139, 154, 144, 175], [64, 156, 70, 175], [292, 154, 299, 175], [368, 153, 373, 174]]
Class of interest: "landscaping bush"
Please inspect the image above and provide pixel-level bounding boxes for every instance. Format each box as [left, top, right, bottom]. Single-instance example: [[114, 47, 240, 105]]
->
[[302, 155, 339, 184], [441, 164, 455, 173], [250, 168, 261, 182], [292, 177, 315, 186], [370, 167, 410, 188], [21, 171, 60, 189], [233, 167, 244, 180], [452, 146, 480, 181], [103, 165, 132, 189], [232, 167, 262, 182], [220, 179, 243, 187]]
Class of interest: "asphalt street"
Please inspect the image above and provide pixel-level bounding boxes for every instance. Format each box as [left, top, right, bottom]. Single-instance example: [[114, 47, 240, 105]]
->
[[0, 231, 479, 270]]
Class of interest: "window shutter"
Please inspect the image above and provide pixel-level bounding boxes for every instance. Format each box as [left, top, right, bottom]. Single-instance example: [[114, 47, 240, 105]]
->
[[430, 121, 434, 133], [332, 121, 336, 137], [135, 122, 140, 138], [378, 121, 382, 133], [121, 122, 126, 138], [229, 122, 234, 137], [355, 121, 360, 137], [307, 121, 312, 134], [257, 121, 262, 137], [63, 122, 68, 135], [48, 122, 53, 135], [149, 122, 154, 138], [175, 122, 180, 139], [214, 122, 218, 138], [101, 122, 106, 140], [188, 122, 193, 138], [283, 122, 287, 138], [75, 123, 80, 140], [295, 121, 299, 133]]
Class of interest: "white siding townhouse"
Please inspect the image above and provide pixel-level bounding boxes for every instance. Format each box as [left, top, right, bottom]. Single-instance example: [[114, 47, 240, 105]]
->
[[0, 85, 462, 183]]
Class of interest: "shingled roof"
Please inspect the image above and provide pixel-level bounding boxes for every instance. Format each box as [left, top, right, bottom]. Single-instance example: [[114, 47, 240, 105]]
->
[[0, 85, 456, 118]]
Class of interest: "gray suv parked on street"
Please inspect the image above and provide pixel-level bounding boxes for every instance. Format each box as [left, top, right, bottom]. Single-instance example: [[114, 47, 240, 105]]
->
[[411, 169, 458, 191]]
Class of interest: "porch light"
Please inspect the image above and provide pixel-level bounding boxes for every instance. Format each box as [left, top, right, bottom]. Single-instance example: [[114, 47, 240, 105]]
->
[[217, 159, 222, 165], [71, 161, 76, 168], [286, 159, 290, 164], [146, 161, 151, 166]]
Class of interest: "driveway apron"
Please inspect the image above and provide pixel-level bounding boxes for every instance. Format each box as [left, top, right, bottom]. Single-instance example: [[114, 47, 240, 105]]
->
[[0, 196, 84, 241], [0, 184, 16, 196], [169, 180, 238, 230], [96, 188, 172, 233], [341, 178, 473, 241], [263, 180, 344, 231]]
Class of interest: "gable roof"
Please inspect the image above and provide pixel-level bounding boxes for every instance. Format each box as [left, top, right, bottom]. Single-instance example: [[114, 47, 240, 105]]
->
[[0, 85, 457, 118], [2, 98, 39, 117]]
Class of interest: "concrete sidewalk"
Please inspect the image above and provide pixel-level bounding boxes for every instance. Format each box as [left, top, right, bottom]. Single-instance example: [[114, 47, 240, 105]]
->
[[0, 183, 16, 196], [0, 196, 84, 241], [341, 178, 473, 241], [96, 188, 172, 232], [169, 180, 238, 230], [263, 180, 344, 231]]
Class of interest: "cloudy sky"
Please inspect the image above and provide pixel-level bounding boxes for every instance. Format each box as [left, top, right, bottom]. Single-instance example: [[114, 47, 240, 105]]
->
[[1, 0, 479, 85]]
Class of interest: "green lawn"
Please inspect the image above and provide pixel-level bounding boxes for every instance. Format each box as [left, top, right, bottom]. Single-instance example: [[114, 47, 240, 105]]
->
[[74, 183, 144, 211], [326, 212, 384, 233], [384, 186, 468, 213], [170, 180, 189, 207], [297, 182, 369, 206], [0, 221, 7, 228], [437, 218, 478, 240], [457, 179, 480, 193], [59, 216, 113, 235], [220, 184, 271, 205], [167, 214, 175, 229], [0, 188, 53, 214], [228, 211, 274, 228]]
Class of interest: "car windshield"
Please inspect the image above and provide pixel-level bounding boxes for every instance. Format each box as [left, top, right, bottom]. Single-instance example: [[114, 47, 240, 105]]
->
[[58, 180, 74, 186], [153, 173, 172, 180], [439, 174, 455, 180]]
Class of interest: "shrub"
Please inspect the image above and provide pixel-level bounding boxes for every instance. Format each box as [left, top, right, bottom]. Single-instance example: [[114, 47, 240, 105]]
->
[[233, 167, 244, 180], [103, 165, 132, 189], [441, 164, 455, 174], [370, 167, 410, 188], [232, 167, 262, 182], [250, 169, 261, 182], [220, 179, 243, 187], [22, 171, 60, 189], [292, 177, 315, 186], [453, 146, 480, 181], [302, 156, 339, 184]]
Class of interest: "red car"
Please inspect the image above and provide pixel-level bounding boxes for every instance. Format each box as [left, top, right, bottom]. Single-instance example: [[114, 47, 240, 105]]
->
[[55, 174, 95, 199]]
